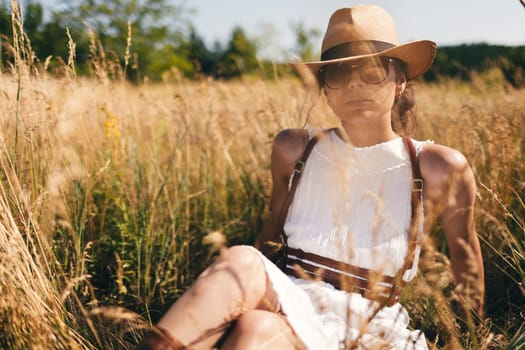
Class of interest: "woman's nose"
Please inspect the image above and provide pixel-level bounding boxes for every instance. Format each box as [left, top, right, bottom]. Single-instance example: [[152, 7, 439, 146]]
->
[[347, 69, 364, 87]]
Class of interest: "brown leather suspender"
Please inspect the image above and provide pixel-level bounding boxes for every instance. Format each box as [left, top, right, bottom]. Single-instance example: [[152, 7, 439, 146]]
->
[[402, 135, 423, 274], [273, 130, 424, 306], [273, 129, 333, 248]]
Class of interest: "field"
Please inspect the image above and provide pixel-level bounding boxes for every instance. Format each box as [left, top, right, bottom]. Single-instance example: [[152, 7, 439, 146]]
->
[[0, 57, 524, 349]]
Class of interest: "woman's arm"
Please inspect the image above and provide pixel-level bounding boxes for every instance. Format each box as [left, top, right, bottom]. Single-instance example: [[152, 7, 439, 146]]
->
[[255, 129, 309, 250], [419, 144, 485, 317]]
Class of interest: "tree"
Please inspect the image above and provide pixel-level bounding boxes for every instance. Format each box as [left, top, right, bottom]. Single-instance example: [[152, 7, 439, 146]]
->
[[183, 26, 218, 77], [22, 0, 43, 35], [217, 27, 258, 79], [51, 0, 192, 80], [290, 21, 321, 62], [0, 1, 11, 69], [0, 0, 46, 70]]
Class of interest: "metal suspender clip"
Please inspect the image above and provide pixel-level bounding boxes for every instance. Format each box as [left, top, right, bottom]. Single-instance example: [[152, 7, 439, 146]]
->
[[412, 179, 423, 192], [294, 160, 305, 175]]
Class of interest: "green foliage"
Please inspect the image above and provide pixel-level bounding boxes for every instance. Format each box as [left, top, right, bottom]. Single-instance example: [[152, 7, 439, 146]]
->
[[51, 0, 188, 81], [183, 27, 221, 77], [425, 43, 525, 87], [47, 115, 268, 326], [290, 21, 321, 62], [216, 27, 259, 79], [2, 1, 524, 85], [0, 0, 267, 80]]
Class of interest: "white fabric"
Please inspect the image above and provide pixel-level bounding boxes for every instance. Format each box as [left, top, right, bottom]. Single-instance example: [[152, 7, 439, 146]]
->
[[259, 129, 433, 349]]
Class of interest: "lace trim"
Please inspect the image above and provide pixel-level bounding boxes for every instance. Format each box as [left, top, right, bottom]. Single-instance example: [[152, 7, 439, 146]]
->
[[289, 127, 433, 188], [312, 147, 412, 176]]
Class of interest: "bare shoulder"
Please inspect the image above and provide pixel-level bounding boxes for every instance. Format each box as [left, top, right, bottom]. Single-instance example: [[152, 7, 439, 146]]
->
[[418, 143, 475, 201], [271, 128, 310, 171], [419, 143, 471, 174], [269, 128, 310, 186]]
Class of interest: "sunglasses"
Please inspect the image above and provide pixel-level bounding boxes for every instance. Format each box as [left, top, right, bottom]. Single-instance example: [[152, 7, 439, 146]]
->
[[318, 57, 394, 89]]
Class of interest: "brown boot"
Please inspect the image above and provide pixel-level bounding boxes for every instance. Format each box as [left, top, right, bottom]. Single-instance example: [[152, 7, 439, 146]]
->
[[136, 327, 186, 350]]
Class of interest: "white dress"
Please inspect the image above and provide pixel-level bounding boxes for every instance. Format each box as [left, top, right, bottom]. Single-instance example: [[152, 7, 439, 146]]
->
[[252, 129, 432, 349]]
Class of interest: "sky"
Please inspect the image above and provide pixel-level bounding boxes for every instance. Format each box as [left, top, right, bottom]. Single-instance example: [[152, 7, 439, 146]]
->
[[187, 0, 525, 59], [39, 0, 525, 60]]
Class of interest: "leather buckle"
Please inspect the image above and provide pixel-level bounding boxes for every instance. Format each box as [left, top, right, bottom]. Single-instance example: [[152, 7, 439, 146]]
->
[[294, 161, 305, 175], [412, 179, 423, 192]]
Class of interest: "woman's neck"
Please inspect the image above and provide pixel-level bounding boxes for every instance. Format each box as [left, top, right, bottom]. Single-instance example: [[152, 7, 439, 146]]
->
[[340, 121, 398, 147]]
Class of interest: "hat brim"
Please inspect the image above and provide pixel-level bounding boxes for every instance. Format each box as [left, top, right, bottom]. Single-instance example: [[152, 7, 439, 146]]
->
[[290, 40, 437, 81]]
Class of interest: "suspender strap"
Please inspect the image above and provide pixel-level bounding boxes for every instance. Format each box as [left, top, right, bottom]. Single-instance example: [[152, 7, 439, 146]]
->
[[274, 129, 333, 246], [401, 136, 423, 273]]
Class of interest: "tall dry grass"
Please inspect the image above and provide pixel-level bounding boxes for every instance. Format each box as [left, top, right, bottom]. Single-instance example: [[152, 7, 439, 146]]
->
[[1, 4, 524, 348], [1, 68, 524, 349], [0, 68, 326, 348]]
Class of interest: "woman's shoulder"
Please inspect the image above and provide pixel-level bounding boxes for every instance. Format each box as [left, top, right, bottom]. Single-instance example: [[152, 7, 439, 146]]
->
[[418, 143, 474, 195], [419, 143, 470, 172], [273, 128, 310, 143], [271, 128, 310, 166]]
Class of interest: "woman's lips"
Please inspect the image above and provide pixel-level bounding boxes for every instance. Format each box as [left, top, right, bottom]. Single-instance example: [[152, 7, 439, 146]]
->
[[347, 99, 372, 105]]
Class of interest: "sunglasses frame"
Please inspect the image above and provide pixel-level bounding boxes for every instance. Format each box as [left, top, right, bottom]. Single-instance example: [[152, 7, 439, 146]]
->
[[318, 57, 396, 89]]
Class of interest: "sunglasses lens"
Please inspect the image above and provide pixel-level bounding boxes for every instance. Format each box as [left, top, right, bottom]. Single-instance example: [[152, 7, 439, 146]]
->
[[321, 58, 390, 88], [324, 63, 352, 89], [359, 59, 389, 84]]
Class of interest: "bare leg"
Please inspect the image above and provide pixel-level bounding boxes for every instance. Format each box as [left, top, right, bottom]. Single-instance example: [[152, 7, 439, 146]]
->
[[155, 246, 278, 349], [220, 310, 300, 350]]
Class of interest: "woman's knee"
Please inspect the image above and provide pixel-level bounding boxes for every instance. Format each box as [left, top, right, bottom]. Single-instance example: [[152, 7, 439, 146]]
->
[[235, 310, 281, 336], [212, 245, 267, 282], [196, 246, 268, 305], [202, 246, 264, 275], [221, 246, 264, 270], [225, 310, 295, 348]]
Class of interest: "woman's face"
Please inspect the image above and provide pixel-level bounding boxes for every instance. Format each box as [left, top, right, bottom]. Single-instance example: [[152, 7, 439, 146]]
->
[[323, 58, 406, 126]]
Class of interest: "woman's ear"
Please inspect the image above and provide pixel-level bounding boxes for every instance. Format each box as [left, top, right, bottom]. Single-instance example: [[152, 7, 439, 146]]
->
[[395, 76, 407, 98]]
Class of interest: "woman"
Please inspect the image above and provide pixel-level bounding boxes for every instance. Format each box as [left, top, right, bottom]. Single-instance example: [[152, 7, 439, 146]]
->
[[137, 5, 484, 350]]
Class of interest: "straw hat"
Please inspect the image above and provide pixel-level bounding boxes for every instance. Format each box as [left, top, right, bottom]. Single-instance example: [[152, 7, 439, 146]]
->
[[292, 5, 437, 80]]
